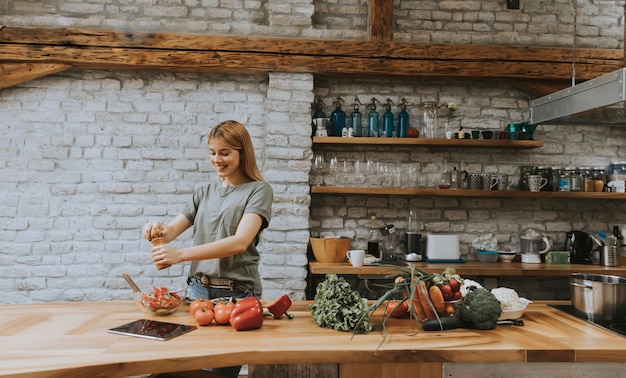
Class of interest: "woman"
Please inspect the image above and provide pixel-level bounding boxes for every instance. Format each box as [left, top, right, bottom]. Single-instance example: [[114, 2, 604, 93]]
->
[[143, 119, 273, 301], [143, 121, 272, 377]]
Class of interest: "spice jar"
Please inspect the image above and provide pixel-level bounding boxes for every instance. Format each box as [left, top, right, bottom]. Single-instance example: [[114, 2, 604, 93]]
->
[[558, 168, 572, 192], [580, 167, 594, 192], [550, 167, 562, 192], [569, 168, 583, 192], [592, 167, 606, 192]]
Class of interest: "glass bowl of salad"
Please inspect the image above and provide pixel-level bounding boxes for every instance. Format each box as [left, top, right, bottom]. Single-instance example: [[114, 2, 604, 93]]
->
[[134, 285, 187, 316]]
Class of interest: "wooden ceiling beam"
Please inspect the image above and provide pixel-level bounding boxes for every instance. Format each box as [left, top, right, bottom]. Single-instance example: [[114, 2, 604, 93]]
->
[[0, 26, 623, 96]]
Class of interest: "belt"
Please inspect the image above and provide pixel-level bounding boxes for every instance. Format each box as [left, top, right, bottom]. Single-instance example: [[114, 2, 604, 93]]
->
[[192, 273, 234, 290]]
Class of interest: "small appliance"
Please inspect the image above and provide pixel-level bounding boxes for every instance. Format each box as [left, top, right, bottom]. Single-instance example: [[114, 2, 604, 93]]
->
[[564, 230, 594, 264]]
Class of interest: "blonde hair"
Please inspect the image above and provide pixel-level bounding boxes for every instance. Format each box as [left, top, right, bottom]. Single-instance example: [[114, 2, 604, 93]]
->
[[208, 120, 265, 182]]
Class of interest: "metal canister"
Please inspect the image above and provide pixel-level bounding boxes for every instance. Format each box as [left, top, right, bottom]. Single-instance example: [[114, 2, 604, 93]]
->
[[550, 167, 562, 192]]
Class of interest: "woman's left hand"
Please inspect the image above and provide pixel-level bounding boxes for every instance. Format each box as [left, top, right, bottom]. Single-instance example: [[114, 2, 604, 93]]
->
[[151, 244, 182, 266]]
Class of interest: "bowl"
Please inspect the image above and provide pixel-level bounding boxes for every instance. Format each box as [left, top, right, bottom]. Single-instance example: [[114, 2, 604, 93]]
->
[[498, 251, 518, 263], [134, 285, 187, 316], [498, 297, 531, 320], [310, 237, 352, 263], [476, 249, 498, 263]]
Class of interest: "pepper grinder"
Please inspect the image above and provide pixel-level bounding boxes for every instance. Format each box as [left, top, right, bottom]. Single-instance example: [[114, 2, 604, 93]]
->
[[151, 231, 171, 270]]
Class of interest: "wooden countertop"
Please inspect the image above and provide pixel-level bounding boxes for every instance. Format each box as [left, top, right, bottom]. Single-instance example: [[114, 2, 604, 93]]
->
[[2, 300, 626, 377], [309, 261, 626, 277]]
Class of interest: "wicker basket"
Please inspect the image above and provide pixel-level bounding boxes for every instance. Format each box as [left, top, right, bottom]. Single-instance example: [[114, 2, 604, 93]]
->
[[310, 237, 352, 263]]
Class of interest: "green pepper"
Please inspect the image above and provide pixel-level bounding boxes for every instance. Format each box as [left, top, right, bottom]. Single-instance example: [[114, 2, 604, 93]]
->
[[229, 296, 264, 331]]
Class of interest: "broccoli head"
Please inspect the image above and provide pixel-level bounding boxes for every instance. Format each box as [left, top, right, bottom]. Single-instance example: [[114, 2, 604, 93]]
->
[[459, 286, 502, 330]]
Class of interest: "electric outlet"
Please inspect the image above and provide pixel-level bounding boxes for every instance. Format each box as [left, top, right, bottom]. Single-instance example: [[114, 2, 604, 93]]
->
[[507, 0, 520, 9]]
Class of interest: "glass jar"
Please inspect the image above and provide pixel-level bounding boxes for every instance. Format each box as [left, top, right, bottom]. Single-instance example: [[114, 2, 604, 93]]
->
[[592, 167, 607, 192], [579, 167, 594, 192], [518, 165, 537, 191], [419, 102, 439, 139], [569, 167, 582, 192], [558, 168, 573, 192]]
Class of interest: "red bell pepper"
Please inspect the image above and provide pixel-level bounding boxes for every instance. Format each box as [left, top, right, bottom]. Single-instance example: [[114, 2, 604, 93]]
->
[[267, 294, 293, 319], [229, 296, 264, 331]]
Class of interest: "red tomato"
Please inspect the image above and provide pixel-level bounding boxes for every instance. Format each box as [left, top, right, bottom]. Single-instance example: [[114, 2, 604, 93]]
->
[[385, 300, 409, 318], [189, 298, 213, 315], [194, 307, 215, 326], [213, 302, 234, 325], [440, 284, 454, 300], [406, 128, 419, 138]]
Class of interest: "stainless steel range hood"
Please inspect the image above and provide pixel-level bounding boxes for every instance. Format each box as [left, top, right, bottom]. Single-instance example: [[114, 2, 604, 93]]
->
[[529, 68, 626, 126]]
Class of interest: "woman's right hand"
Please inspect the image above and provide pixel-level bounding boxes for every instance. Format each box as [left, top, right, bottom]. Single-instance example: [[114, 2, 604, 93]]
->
[[142, 221, 163, 242]]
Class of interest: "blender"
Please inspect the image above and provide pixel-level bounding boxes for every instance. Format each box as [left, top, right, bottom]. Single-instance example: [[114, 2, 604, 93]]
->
[[520, 227, 551, 263]]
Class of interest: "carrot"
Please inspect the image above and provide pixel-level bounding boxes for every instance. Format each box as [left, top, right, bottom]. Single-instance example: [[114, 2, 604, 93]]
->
[[429, 285, 446, 316], [445, 302, 456, 316], [418, 281, 436, 320], [411, 283, 427, 320]]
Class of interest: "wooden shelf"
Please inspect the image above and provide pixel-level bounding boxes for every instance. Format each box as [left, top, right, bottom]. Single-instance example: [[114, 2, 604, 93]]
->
[[312, 136, 544, 149], [310, 186, 626, 198], [309, 261, 626, 277]]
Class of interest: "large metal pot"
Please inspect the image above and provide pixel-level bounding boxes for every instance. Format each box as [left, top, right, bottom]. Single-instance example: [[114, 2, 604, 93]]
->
[[570, 273, 626, 321]]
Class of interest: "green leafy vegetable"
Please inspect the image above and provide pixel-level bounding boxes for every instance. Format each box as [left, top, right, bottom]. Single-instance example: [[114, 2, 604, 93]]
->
[[309, 274, 372, 333]]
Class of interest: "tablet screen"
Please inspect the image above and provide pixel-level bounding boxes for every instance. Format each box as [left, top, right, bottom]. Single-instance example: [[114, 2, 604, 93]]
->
[[107, 319, 197, 341]]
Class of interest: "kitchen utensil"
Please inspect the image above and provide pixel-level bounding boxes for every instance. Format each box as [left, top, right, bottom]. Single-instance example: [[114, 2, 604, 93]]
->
[[564, 231, 594, 264], [520, 227, 550, 263], [570, 273, 626, 321], [122, 273, 142, 293], [600, 246, 620, 267]]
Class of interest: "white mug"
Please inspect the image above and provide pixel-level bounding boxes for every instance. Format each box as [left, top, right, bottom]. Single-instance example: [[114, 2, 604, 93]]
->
[[528, 174, 548, 192], [347, 249, 365, 267]]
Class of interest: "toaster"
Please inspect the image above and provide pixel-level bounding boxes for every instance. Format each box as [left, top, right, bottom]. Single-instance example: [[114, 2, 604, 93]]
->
[[425, 234, 460, 261]]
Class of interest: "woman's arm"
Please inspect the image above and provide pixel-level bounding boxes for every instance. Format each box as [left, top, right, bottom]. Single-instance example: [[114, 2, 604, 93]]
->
[[151, 212, 264, 266], [143, 213, 192, 243]]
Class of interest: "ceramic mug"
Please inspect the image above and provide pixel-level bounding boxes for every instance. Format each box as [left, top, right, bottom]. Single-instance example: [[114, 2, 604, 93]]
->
[[528, 174, 548, 192], [347, 249, 365, 267], [495, 174, 509, 190], [467, 173, 482, 190], [481, 174, 499, 190]]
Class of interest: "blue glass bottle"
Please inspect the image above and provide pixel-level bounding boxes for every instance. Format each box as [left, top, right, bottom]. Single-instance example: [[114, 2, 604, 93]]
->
[[351, 97, 363, 137], [367, 98, 380, 137], [330, 97, 346, 137], [398, 98, 410, 138], [382, 98, 395, 137]]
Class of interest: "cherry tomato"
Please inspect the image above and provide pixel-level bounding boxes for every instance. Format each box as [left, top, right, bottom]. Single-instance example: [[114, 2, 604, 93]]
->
[[440, 284, 454, 300], [214, 302, 234, 325], [194, 307, 215, 326], [189, 298, 213, 315], [452, 290, 462, 300]]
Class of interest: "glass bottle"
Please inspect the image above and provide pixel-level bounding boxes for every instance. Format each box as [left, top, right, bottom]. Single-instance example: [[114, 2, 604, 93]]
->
[[367, 98, 380, 138], [398, 98, 410, 138], [350, 97, 363, 137], [382, 98, 395, 137], [420, 101, 438, 139], [330, 97, 346, 137], [367, 215, 383, 259]]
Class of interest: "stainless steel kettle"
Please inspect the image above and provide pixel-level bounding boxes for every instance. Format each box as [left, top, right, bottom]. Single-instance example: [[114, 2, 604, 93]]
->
[[564, 231, 594, 264]]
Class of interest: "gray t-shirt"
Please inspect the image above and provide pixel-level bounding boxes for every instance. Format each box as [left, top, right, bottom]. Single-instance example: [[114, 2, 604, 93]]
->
[[182, 180, 273, 296]]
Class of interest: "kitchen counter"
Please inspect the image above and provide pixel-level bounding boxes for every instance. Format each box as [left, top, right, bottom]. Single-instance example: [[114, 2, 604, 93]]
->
[[309, 261, 626, 277], [2, 300, 626, 377]]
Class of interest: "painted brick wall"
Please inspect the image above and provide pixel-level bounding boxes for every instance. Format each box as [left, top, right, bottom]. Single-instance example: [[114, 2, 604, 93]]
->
[[0, 0, 625, 306]]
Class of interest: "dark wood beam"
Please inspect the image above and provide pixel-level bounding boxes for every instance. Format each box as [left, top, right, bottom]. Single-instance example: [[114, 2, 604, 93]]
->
[[0, 62, 71, 89], [0, 26, 623, 95]]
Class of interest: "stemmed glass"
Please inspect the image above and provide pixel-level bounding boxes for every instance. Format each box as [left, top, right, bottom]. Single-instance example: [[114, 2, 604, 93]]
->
[[353, 160, 366, 185], [328, 156, 338, 186], [312, 153, 326, 186]]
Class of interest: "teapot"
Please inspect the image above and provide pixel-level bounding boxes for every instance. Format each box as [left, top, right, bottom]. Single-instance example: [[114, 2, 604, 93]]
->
[[520, 227, 551, 263]]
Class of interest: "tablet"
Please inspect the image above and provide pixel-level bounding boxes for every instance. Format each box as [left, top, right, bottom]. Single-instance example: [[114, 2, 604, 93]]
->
[[107, 319, 197, 341]]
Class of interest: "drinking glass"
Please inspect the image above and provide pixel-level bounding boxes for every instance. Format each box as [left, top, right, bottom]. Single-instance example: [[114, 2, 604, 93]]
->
[[312, 153, 326, 186], [366, 159, 382, 187], [353, 160, 366, 186], [327, 156, 338, 186]]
